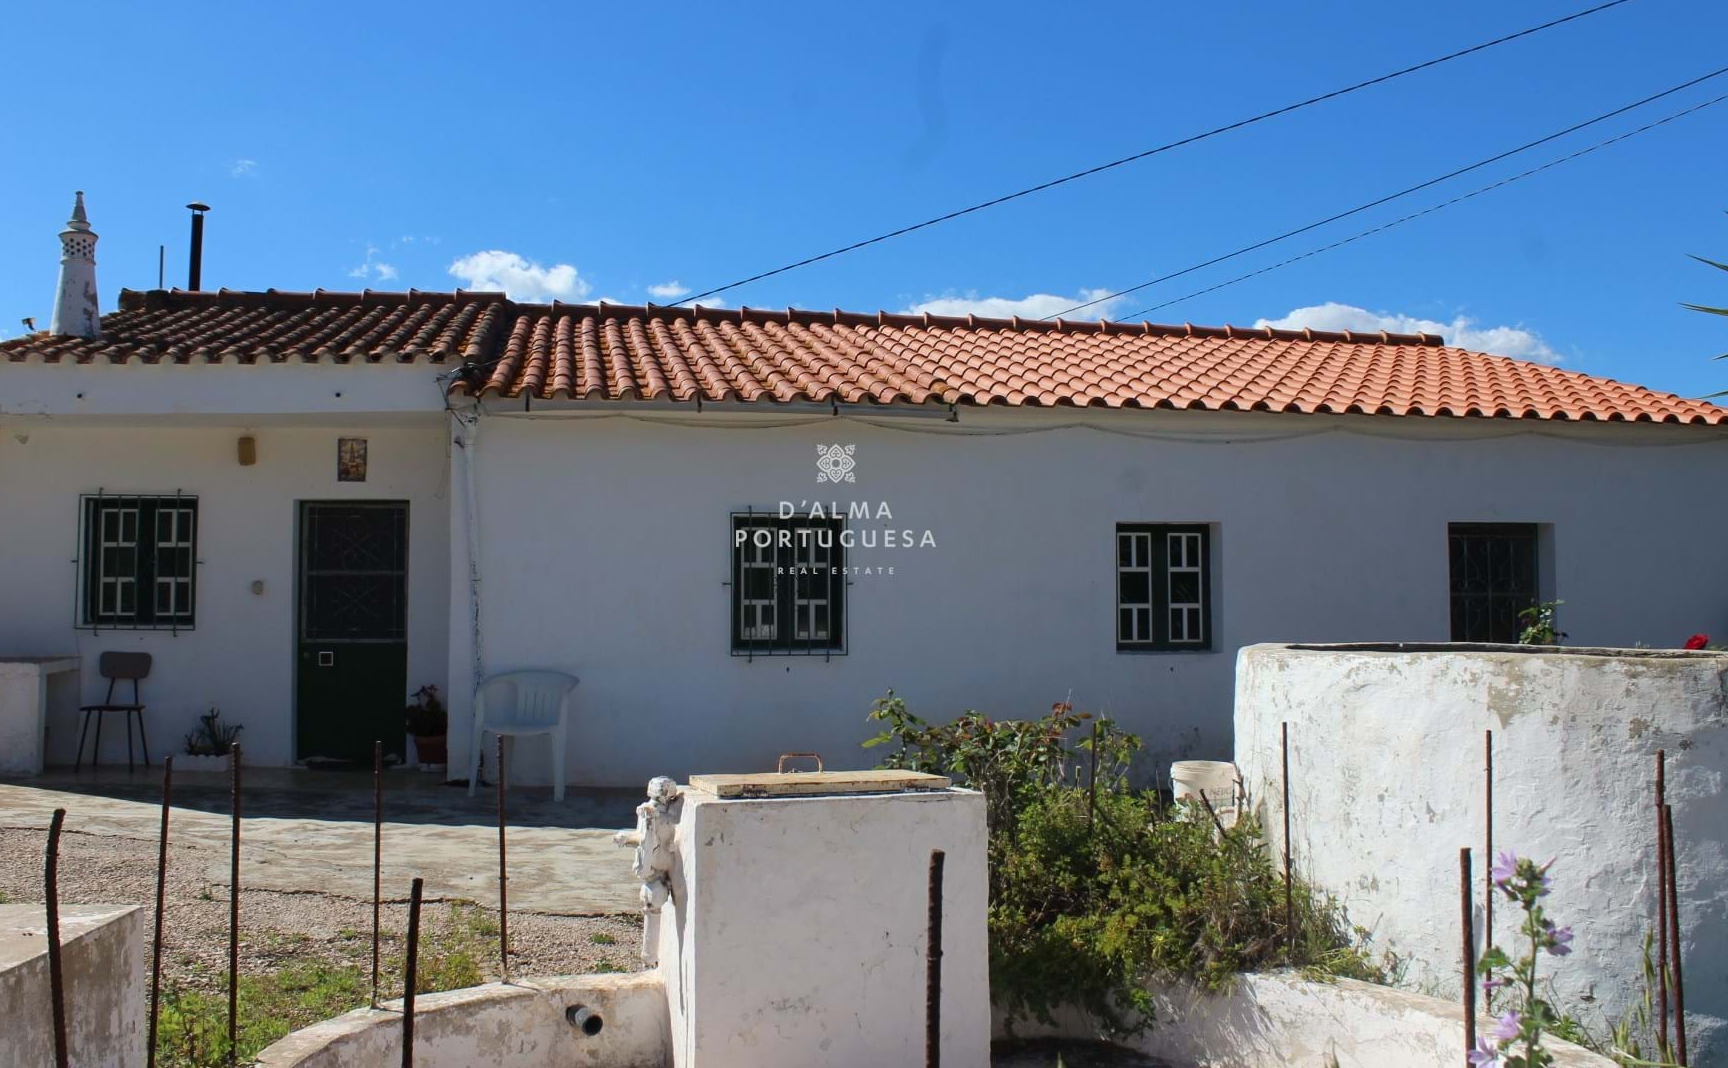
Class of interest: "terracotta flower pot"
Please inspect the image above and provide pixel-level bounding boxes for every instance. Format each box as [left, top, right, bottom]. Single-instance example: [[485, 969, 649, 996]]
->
[[414, 734, 448, 765]]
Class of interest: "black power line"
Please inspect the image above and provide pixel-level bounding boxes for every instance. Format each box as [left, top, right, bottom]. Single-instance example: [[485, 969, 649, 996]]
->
[[1049, 64, 1728, 320], [676, 0, 1638, 307], [1114, 92, 1728, 323]]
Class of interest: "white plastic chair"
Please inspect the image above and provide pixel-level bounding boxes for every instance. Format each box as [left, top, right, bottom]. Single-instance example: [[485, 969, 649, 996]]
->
[[467, 670, 579, 802]]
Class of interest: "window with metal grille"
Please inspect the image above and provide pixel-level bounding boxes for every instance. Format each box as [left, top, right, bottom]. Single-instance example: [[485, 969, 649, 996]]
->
[[731, 512, 846, 657], [1116, 523, 1211, 651], [78, 495, 199, 630], [1449, 523, 1539, 643]]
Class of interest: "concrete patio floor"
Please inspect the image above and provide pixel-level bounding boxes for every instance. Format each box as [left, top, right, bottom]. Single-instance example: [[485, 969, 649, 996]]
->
[[0, 766, 641, 915]]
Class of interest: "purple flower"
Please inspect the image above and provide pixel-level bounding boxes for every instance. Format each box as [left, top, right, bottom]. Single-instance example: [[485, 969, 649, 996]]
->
[[1482, 975, 1509, 993], [1491, 850, 1520, 887], [1489, 1011, 1523, 1042], [1547, 924, 1574, 956], [1468, 1036, 1504, 1068]]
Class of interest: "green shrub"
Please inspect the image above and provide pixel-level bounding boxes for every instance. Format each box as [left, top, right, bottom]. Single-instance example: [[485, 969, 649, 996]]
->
[[865, 692, 1381, 1035]]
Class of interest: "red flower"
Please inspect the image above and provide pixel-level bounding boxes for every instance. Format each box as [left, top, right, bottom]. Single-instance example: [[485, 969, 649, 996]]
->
[[1684, 634, 1710, 650]]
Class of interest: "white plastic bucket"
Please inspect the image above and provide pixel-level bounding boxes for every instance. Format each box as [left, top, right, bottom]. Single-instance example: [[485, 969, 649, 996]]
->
[[1171, 760, 1240, 826]]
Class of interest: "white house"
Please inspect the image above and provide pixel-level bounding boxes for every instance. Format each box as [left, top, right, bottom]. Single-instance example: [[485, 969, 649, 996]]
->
[[4, 196, 1727, 786]]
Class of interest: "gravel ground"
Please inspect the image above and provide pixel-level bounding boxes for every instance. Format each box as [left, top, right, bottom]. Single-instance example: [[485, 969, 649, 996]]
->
[[0, 825, 644, 995]]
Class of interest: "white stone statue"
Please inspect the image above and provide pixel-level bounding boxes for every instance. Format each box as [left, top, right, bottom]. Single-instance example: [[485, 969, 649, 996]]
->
[[613, 775, 679, 966]]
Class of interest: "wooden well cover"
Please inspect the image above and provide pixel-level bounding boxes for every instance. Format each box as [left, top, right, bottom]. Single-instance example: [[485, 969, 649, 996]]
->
[[686, 769, 952, 799]]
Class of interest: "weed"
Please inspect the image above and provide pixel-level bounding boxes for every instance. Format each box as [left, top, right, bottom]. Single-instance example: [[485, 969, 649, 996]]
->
[[152, 902, 504, 1067], [867, 692, 1384, 1037]]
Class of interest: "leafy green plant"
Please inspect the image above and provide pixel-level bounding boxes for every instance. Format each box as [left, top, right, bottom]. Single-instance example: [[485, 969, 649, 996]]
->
[[1518, 601, 1567, 646], [183, 707, 242, 756], [865, 692, 1139, 841], [864, 693, 1381, 1035], [404, 684, 447, 737]]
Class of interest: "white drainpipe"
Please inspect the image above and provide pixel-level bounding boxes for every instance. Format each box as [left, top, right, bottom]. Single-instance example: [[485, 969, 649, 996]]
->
[[453, 408, 485, 745]]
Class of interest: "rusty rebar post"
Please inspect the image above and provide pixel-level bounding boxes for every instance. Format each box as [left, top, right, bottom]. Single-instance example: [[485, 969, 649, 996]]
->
[[147, 757, 174, 1068], [927, 849, 945, 1068], [45, 808, 70, 1068], [1657, 749, 1669, 1053], [1461, 847, 1476, 1062], [1197, 790, 1229, 839], [1665, 803, 1688, 1066], [1087, 721, 1099, 828], [228, 744, 242, 1066], [1484, 729, 1494, 966], [403, 877, 424, 1068], [497, 733, 510, 981], [1281, 721, 1294, 954], [373, 740, 384, 1008]]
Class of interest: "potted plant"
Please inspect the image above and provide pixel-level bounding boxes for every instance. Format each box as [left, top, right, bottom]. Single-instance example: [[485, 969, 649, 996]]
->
[[404, 685, 447, 766], [181, 707, 243, 770]]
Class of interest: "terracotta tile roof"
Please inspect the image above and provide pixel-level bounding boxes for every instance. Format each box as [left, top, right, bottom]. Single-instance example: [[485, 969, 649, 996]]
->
[[4, 288, 1723, 425]]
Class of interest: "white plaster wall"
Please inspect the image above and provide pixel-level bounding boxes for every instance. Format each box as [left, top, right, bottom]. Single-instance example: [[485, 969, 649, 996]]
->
[[1, 357, 443, 420], [450, 406, 1728, 788], [659, 787, 990, 1068], [0, 904, 147, 1068], [1235, 643, 1728, 1065], [0, 421, 451, 766], [998, 971, 1615, 1067], [254, 973, 669, 1068]]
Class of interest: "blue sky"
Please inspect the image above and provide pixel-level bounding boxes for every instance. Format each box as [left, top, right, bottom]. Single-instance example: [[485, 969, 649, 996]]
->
[[4, 0, 1726, 397]]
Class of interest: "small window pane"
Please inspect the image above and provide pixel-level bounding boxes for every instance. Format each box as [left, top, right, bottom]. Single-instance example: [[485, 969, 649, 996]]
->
[[1116, 523, 1210, 651], [81, 496, 199, 628], [744, 568, 775, 599], [733, 513, 844, 655], [1448, 523, 1538, 643]]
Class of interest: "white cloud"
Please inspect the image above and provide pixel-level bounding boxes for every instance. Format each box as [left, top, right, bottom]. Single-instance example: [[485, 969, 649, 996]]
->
[[901, 288, 1121, 321], [1253, 302, 1562, 363], [230, 158, 258, 178], [647, 280, 691, 300], [347, 244, 399, 284], [448, 250, 589, 302]]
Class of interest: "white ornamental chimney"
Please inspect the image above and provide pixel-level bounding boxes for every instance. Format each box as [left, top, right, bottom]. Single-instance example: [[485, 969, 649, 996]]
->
[[50, 191, 100, 339]]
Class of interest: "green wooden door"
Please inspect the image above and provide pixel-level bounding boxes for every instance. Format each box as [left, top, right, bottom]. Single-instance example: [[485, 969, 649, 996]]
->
[[295, 502, 409, 765]]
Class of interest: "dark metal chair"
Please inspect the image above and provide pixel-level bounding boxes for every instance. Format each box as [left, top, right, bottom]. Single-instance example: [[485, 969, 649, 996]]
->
[[77, 651, 152, 771]]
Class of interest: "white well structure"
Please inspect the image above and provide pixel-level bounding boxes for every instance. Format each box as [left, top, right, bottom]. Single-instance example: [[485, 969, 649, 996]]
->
[[1235, 642, 1728, 1064], [258, 769, 992, 1068]]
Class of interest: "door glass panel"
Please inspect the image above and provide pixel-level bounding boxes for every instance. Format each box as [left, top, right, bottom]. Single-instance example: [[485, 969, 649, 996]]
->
[[300, 505, 409, 641]]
